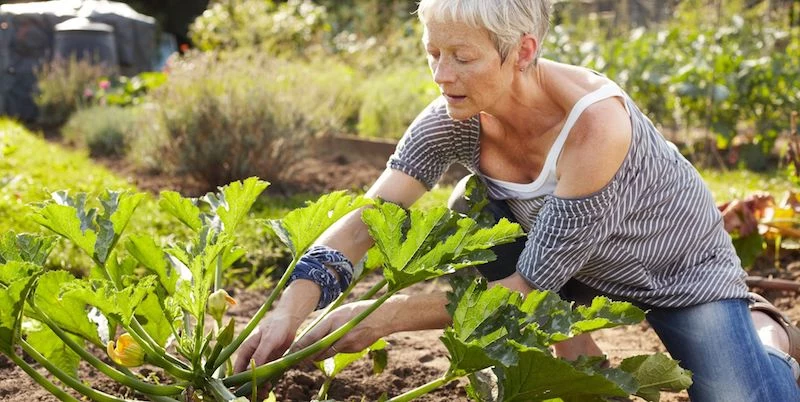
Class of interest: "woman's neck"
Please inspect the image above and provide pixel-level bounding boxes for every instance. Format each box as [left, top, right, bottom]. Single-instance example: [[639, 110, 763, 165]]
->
[[481, 60, 567, 141]]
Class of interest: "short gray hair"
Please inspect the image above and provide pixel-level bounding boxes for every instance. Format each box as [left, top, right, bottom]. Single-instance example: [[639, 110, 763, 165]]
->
[[417, 0, 552, 64]]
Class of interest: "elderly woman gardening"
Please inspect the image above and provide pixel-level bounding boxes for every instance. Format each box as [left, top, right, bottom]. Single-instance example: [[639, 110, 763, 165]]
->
[[235, 1, 800, 400]]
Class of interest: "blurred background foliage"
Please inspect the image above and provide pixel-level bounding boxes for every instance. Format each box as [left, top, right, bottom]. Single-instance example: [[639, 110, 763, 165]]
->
[[7, 0, 800, 277], [33, 0, 800, 186]]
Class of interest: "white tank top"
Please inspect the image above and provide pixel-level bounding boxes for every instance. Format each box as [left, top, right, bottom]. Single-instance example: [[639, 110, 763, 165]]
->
[[483, 83, 628, 199]]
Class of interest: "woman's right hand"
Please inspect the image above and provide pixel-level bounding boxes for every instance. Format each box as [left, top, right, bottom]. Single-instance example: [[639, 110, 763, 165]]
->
[[233, 312, 297, 373], [233, 280, 321, 373]]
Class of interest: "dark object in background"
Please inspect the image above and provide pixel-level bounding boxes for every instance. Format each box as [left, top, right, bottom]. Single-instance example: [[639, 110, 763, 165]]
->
[[54, 17, 118, 67], [0, 0, 156, 122]]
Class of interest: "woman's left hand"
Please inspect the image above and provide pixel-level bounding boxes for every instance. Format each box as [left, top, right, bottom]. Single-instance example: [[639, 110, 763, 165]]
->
[[292, 300, 392, 361]]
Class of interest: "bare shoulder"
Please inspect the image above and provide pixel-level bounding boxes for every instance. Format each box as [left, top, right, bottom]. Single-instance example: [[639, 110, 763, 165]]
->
[[554, 97, 632, 198]]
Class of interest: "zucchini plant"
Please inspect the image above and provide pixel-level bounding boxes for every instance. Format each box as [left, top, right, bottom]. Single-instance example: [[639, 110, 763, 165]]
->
[[0, 177, 691, 401]]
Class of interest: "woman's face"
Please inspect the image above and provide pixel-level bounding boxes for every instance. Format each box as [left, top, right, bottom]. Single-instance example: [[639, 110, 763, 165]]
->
[[422, 19, 516, 120]]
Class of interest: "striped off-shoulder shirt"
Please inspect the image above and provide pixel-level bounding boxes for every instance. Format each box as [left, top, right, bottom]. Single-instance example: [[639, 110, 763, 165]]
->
[[387, 83, 748, 308]]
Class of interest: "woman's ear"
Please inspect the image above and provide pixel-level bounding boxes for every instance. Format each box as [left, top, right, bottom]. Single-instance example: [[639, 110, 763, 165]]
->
[[517, 34, 539, 70]]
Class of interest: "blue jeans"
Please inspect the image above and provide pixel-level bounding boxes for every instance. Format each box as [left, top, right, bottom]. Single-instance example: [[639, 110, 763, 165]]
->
[[646, 298, 800, 402]]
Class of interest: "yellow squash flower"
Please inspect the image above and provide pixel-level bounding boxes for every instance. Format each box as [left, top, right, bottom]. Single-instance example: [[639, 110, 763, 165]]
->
[[107, 333, 145, 367]]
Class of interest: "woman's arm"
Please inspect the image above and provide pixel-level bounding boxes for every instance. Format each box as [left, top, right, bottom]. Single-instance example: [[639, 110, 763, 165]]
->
[[315, 168, 429, 262], [234, 169, 427, 371]]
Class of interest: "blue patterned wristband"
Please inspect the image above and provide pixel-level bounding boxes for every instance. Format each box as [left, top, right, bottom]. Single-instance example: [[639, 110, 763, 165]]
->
[[289, 246, 354, 310]]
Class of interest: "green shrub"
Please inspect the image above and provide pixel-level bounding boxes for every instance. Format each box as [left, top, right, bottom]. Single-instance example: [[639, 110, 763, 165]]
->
[[189, 0, 329, 56], [357, 66, 438, 139], [142, 51, 348, 188], [125, 103, 170, 174], [85, 72, 168, 108], [34, 57, 114, 128], [62, 106, 140, 158]]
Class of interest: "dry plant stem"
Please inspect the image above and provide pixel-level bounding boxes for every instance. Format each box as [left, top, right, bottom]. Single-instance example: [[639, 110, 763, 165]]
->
[[226, 291, 396, 394], [33, 304, 186, 396], [8, 352, 80, 402], [212, 258, 300, 370], [19, 339, 149, 402]]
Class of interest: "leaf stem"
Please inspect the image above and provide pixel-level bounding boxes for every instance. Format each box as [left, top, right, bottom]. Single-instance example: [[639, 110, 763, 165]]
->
[[386, 374, 460, 402], [19, 339, 149, 402], [129, 319, 190, 370], [206, 378, 238, 401], [7, 352, 81, 402], [316, 378, 333, 401], [33, 305, 185, 396], [123, 323, 194, 380], [212, 258, 299, 370], [227, 290, 396, 393], [293, 278, 387, 347]]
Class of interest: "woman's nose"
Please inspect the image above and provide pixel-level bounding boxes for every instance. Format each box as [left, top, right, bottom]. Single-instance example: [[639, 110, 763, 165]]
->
[[432, 60, 455, 84]]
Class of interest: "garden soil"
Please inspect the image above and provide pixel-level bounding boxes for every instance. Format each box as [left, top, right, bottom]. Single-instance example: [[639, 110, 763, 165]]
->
[[1, 153, 799, 401]]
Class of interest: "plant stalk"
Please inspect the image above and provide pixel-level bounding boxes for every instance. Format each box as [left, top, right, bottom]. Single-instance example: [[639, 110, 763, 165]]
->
[[123, 323, 194, 380], [212, 258, 299, 370], [386, 374, 460, 402], [206, 378, 238, 401], [316, 377, 333, 401], [293, 278, 387, 348], [19, 339, 148, 402], [33, 305, 185, 396], [227, 290, 396, 393], [129, 319, 190, 370], [8, 352, 81, 402]]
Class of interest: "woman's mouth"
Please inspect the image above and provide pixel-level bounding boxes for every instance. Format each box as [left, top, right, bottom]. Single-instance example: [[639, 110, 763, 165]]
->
[[444, 94, 467, 103]]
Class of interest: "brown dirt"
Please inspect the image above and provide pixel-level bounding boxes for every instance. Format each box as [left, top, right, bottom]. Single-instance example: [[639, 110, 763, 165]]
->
[[1, 148, 799, 401]]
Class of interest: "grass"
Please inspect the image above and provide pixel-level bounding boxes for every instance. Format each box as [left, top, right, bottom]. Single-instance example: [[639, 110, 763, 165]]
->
[[0, 119, 288, 278], [698, 168, 797, 202]]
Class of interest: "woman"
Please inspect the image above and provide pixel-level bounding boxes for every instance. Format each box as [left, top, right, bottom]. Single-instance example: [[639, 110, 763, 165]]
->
[[235, 1, 800, 400]]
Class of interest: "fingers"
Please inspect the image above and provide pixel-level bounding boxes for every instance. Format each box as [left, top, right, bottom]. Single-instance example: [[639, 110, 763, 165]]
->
[[233, 333, 260, 374], [291, 320, 332, 360]]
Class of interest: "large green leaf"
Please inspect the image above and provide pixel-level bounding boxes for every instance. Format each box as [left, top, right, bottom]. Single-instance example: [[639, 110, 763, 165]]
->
[[94, 191, 145, 264], [444, 278, 690, 401], [0, 232, 56, 266], [126, 235, 177, 294], [104, 250, 138, 288], [363, 203, 523, 291], [159, 191, 203, 232], [61, 276, 158, 326], [0, 261, 42, 287], [266, 191, 373, 257], [25, 323, 82, 378], [134, 293, 175, 348], [572, 297, 646, 334], [442, 277, 531, 371], [619, 353, 693, 402], [203, 177, 269, 234], [0, 275, 39, 354], [497, 347, 635, 402], [34, 271, 101, 345], [32, 191, 143, 265], [32, 203, 96, 257]]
